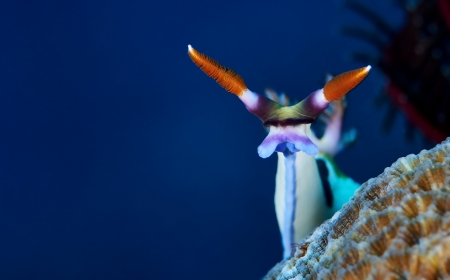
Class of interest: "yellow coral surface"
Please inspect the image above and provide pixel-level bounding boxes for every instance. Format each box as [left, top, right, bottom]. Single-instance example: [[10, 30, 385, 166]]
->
[[265, 138, 450, 280]]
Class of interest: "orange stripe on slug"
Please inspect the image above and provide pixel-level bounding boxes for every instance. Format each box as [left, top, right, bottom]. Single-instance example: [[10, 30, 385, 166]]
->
[[188, 45, 247, 96], [323, 65, 371, 101]]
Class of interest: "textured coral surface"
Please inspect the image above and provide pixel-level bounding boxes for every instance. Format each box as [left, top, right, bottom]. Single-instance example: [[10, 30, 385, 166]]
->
[[265, 138, 450, 280]]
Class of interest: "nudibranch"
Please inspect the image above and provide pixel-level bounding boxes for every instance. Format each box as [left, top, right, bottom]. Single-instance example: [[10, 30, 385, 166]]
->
[[187, 45, 371, 158], [265, 137, 450, 280], [268, 89, 360, 259], [188, 45, 370, 259]]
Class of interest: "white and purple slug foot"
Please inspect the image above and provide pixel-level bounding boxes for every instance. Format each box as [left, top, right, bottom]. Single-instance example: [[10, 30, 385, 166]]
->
[[282, 150, 296, 259]]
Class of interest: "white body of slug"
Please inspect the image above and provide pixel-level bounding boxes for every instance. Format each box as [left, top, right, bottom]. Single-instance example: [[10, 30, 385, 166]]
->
[[274, 150, 328, 243]]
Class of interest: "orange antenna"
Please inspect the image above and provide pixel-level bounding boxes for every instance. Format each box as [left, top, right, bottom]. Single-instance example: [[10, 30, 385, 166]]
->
[[323, 65, 371, 101], [188, 45, 247, 96]]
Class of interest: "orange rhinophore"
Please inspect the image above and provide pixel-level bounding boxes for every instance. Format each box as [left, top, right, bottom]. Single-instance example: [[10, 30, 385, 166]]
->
[[323, 65, 371, 101], [188, 45, 247, 96]]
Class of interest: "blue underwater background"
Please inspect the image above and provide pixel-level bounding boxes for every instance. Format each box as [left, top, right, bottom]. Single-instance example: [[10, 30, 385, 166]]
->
[[0, 1, 432, 279]]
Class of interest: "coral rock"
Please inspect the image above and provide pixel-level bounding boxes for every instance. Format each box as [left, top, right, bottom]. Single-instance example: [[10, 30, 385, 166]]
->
[[265, 138, 450, 279]]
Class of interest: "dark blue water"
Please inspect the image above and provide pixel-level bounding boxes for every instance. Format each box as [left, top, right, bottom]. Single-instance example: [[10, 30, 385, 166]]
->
[[0, 1, 427, 279]]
